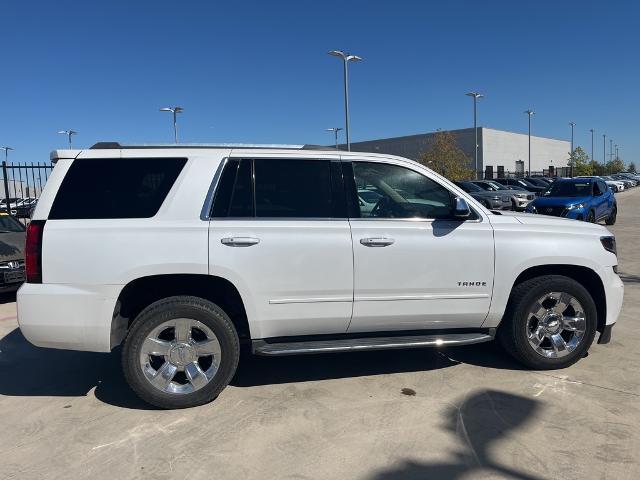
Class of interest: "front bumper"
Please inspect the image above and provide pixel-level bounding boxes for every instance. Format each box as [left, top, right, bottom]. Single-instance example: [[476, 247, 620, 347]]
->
[[597, 323, 614, 344]]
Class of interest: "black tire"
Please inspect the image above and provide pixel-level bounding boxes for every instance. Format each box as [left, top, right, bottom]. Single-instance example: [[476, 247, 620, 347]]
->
[[605, 205, 617, 225], [511, 199, 517, 211], [122, 296, 240, 409], [587, 210, 596, 223], [498, 275, 597, 370]]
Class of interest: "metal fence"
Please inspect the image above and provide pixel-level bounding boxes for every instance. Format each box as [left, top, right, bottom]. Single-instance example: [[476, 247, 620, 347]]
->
[[1, 161, 55, 225]]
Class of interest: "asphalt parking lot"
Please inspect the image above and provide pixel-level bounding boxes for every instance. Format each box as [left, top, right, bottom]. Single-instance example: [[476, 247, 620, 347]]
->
[[1, 190, 639, 480]]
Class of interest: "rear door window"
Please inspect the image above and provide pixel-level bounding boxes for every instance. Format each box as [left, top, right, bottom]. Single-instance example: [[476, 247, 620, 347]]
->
[[49, 158, 186, 219]]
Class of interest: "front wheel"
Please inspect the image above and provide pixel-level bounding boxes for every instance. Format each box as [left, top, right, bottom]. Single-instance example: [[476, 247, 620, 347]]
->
[[498, 275, 597, 370], [587, 210, 596, 223], [122, 296, 240, 409]]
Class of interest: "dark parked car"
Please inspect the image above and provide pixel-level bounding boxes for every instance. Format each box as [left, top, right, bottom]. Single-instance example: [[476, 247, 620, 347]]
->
[[526, 177, 617, 224], [454, 181, 511, 210], [0, 214, 26, 292], [495, 178, 547, 195], [524, 177, 553, 187]]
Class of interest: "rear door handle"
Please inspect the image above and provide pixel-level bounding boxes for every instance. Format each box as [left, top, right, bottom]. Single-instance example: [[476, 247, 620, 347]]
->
[[360, 237, 395, 247], [221, 237, 260, 247]]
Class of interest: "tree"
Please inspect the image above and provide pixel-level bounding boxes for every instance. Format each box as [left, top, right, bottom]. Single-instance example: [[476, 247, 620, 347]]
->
[[628, 161, 637, 173], [605, 159, 625, 174], [419, 131, 474, 180], [568, 147, 592, 176]]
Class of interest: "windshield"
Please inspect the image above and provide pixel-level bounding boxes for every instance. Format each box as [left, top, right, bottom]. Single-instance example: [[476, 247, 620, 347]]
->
[[544, 181, 592, 198], [0, 216, 25, 232], [485, 181, 507, 190], [457, 181, 483, 192]]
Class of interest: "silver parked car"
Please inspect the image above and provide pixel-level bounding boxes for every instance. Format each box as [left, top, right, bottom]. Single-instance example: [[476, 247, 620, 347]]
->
[[454, 181, 511, 210], [472, 180, 535, 211]]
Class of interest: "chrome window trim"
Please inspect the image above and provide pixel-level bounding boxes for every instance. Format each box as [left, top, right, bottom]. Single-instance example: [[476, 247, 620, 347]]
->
[[200, 157, 230, 220]]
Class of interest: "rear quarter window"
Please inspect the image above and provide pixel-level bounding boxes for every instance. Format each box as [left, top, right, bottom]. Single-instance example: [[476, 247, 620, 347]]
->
[[48, 158, 186, 219]]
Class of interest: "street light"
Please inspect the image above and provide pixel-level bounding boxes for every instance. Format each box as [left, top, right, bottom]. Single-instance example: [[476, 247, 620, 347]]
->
[[615, 144, 619, 162], [602, 134, 606, 169], [160, 106, 184, 143], [466, 92, 484, 179], [524, 109, 535, 176], [326, 127, 343, 150], [569, 122, 576, 177], [0, 146, 13, 163], [609, 138, 614, 164], [590, 128, 595, 164], [328, 50, 362, 151], [57, 130, 77, 148]]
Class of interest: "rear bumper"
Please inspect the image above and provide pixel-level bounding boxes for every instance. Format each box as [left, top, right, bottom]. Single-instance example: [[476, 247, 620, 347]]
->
[[17, 283, 121, 352]]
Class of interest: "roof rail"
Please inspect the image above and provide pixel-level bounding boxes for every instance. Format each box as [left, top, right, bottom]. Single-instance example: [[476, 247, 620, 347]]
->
[[90, 142, 336, 151]]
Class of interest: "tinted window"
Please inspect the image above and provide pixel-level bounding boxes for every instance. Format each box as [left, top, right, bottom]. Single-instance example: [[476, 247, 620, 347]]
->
[[598, 180, 608, 194], [210, 159, 254, 217], [353, 162, 452, 219], [49, 158, 186, 219], [254, 159, 333, 218]]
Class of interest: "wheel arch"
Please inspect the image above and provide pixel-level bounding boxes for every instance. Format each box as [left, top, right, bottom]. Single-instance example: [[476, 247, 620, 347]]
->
[[509, 265, 606, 335], [111, 274, 251, 349]]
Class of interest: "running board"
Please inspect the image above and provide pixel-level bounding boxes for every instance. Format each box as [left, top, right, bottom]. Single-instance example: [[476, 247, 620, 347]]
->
[[252, 331, 494, 356]]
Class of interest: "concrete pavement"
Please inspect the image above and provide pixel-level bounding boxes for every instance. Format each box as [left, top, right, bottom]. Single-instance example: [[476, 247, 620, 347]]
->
[[1, 189, 639, 480]]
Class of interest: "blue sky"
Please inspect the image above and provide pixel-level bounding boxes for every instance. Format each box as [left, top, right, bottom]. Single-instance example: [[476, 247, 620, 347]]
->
[[0, 0, 638, 164]]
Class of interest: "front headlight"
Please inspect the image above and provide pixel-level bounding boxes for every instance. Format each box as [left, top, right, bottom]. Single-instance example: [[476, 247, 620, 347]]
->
[[567, 203, 585, 210]]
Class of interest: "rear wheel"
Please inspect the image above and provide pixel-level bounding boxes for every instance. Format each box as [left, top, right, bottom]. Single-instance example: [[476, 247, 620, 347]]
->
[[605, 205, 617, 225], [122, 296, 240, 409], [499, 275, 597, 369]]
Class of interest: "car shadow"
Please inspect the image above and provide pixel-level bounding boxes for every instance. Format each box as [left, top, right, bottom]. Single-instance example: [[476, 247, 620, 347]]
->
[[0, 291, 17, 304], [368, 389, 545, 480], [0, 327, 524, 410]]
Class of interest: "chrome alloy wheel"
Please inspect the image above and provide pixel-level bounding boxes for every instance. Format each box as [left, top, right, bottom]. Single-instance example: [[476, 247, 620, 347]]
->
[[526, 292, 587, 358], [139, 318, 222, 394]]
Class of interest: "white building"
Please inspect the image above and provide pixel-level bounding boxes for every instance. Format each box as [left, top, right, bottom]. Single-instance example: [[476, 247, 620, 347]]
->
[[349, 127, 572, 178]]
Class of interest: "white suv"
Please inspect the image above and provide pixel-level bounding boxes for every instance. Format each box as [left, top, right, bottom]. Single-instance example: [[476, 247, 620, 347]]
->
[[17, 143, 624, 409]]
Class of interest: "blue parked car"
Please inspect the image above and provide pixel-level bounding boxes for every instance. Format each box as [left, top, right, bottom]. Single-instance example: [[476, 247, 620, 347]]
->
[[526, 177, 617, 224]]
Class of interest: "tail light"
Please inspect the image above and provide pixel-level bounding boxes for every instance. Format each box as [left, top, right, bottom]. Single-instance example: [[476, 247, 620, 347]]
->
[[25, 220, 45, 283]]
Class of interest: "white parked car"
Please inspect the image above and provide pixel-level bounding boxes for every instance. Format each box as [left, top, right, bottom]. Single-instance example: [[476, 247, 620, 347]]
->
[[18, 143, 624, 408]]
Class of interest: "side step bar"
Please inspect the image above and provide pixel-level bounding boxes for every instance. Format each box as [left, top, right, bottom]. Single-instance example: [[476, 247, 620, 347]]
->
[[252, 331, 494, 356]]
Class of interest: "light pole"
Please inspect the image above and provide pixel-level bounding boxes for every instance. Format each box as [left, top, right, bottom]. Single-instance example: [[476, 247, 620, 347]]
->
[[609, 138, 613, 164], [569, 122, 576, 152], [326, 127, 343, 150], [569, 122, 576, 177], [160, 107, 184, 143], [0, 146, 13, 163], [57, 130, 77, 148], [615, 144, 619, 162], [524, 109, 535, 176], [590, 128, 595, 163], [466, 92, 484, 179], [602, 134, 606, 170], [328, 50, 362, 151]]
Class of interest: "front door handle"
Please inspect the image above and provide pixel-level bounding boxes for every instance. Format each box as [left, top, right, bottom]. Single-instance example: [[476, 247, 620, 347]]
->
[[360, 237, 395, 247], [221, 237, 260, 247]]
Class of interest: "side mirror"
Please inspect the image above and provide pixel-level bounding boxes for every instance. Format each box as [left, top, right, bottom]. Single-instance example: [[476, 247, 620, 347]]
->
[[453, 197, 471, 219]]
